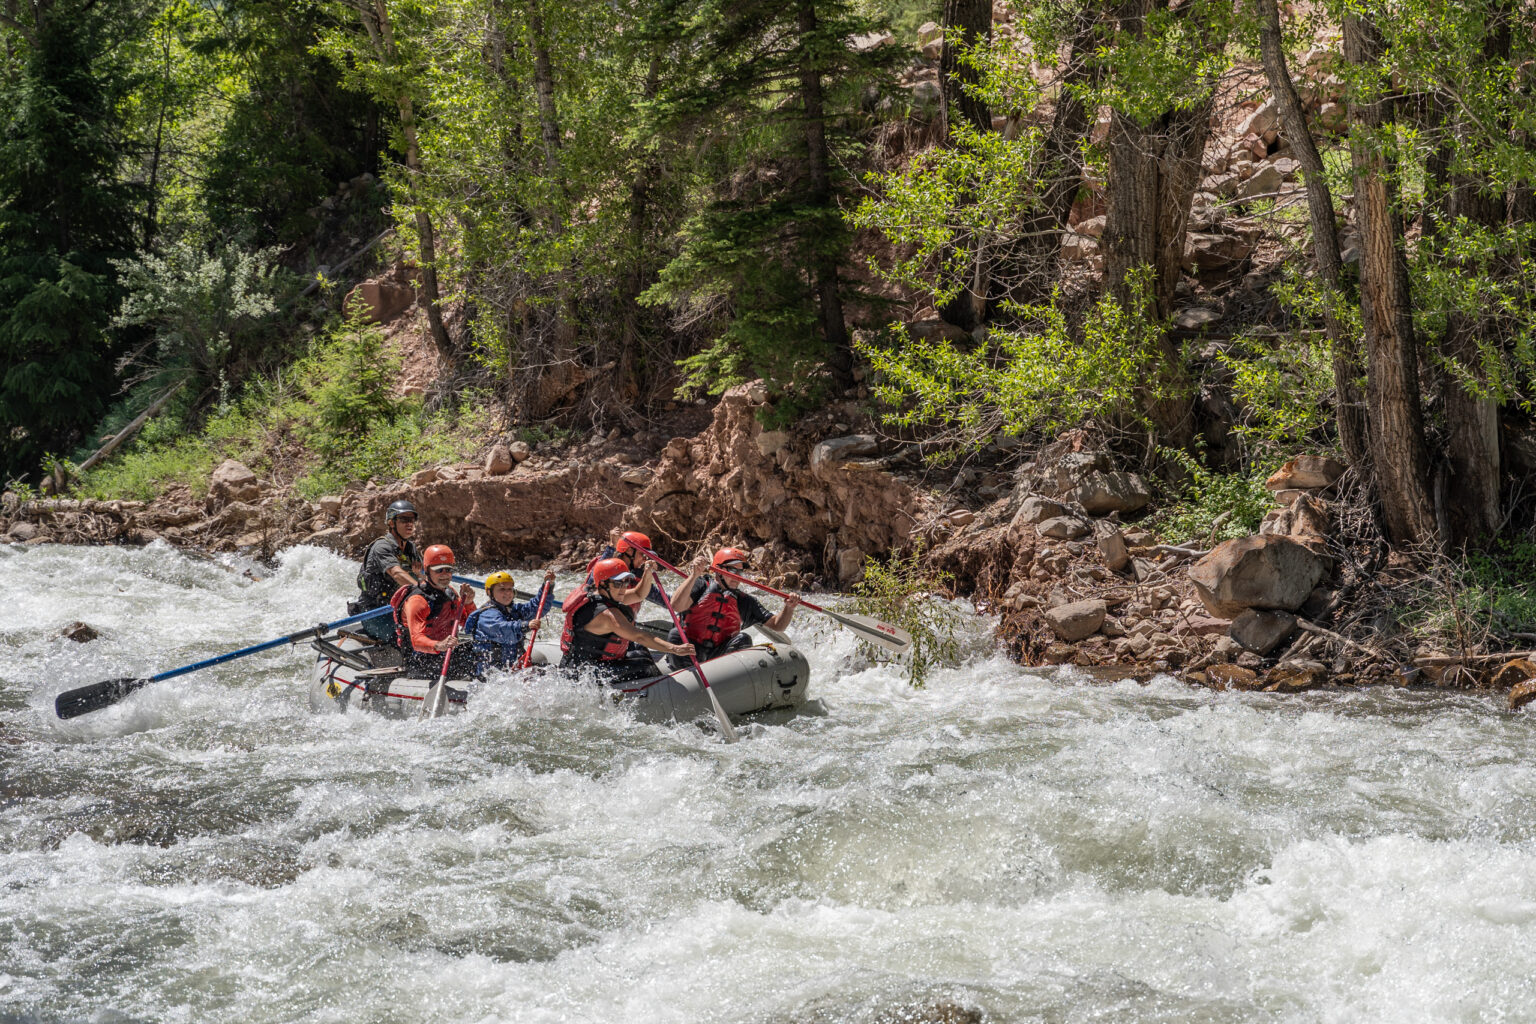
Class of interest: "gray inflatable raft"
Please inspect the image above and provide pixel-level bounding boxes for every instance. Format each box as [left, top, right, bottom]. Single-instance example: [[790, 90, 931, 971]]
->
[[310, 632, 810, 723]]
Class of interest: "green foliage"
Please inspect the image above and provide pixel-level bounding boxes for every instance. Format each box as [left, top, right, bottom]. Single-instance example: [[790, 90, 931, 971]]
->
[[1150, 448, 1274, 545], [848, 547, 962, 687], [81, 313, 487, 502], [856, 268, 1171, 456], [0, 0, 145, 481], [111, 241, 284, 385], [1217, 331, 1338, 447], [1409, 540, 1536, 647]]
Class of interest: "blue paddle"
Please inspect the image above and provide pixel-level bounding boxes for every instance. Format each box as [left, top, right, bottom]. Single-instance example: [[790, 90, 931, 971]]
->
[[53, 606, 393, 720]]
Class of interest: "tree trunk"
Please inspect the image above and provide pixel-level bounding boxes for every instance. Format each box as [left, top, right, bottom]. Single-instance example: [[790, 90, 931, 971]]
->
[[1255, 0, 1368, 471], [368, 0, 453, 361], [1438, 14, 1510, 545], [1344, 14, 1436, 549], [526, 0, 562, 183], [797, 0, 852, 388], [939, 0, 991, 137]]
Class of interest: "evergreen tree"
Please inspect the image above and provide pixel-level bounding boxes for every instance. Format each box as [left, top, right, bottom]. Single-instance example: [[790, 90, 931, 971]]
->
[[0, 0, 144, 481]]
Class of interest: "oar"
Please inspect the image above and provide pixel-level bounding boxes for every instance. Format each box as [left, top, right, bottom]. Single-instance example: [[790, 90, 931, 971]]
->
[[647, 571, 738, 743], [517, 579, 554, 671], [421, 641, 455, 719], [638, 548, 913, 656], [54, 606, 394, 720]]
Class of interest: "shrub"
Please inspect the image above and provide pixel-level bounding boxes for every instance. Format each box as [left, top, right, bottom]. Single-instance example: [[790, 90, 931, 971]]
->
[[847, 547, 963, 687], [1151, 448, 1274, 545]]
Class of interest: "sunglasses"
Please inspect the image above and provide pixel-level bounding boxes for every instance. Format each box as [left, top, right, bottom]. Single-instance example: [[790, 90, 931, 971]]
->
[[428, 564, 455, 573], [720, 562, 746, 573], [394, 516, 418, 524]]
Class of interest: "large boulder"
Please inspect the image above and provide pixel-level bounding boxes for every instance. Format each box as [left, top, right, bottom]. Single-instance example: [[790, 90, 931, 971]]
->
[[1069, 470, 1152, 515], [1189, 535, 1325, 619], [208, 459, 260, 507], [1045, 599, 1107, 642], [810, 434, 880, 477]]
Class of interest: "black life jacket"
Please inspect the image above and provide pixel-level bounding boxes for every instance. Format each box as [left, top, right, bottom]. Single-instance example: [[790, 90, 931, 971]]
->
[[390, 582, 458, 651], [356, 535, 417, 608], [560, 585, 635, 662], [682, 579, 742, 647]]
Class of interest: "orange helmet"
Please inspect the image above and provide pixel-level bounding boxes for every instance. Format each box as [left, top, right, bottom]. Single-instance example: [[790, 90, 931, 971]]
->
[[423, 544, 456, 569], [712, 547, 750, 571], [615, 530, 652, 555], [591, 557, 637, 586]]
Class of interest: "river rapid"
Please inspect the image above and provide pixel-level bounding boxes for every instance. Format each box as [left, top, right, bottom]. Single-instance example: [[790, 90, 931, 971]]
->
[[3, 542, 1536, 1023]]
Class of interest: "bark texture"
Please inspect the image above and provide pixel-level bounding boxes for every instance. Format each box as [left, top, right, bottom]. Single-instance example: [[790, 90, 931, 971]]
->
[[940, 0, 991, 136], [1255, 0, 1368, 472], [797, 0, 853, 386], [1344, 15, 1437, 549]]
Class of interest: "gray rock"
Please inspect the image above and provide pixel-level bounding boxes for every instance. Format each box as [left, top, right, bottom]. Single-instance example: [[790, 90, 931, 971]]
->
[[509, 440, 532, 462], [1230, 609, 1298, 655], [1036, 516, 1090, 540], [1013, 495, 1069, 526], [620, 467, 650, 485], [810, 434, 880, 476], [7, 521, 38, 542], [836, 547, 866, 584], [1068, 470, 1152, 515], [1240, 98, 1279, 138], [318, 495, 343, 517], [1189, 535, 1326, 618], [1239, 162, 1285, 199], [1045, 599, 1107, 642]]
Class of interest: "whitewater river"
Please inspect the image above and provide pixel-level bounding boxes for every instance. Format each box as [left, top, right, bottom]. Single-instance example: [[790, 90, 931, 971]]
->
[[3, 543, 1536, 1023]]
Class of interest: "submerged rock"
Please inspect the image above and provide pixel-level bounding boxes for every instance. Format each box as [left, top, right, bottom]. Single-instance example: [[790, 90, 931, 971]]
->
[[54, 621, 100, 643]]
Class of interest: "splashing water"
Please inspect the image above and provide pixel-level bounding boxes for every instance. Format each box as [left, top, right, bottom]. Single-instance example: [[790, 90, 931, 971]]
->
[[3, 543, 1536, 1023]]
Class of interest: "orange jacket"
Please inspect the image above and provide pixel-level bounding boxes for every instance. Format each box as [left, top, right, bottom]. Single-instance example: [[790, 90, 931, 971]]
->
[[400, 589, 473, 654]]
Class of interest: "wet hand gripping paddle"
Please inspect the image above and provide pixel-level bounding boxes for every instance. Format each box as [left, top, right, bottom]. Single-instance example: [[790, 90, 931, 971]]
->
[[53, 606, 395, 720], [637, 548, 912, 656]]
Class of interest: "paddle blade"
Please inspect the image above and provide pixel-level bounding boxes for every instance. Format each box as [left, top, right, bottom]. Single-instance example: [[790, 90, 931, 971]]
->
[[827, 610, 913, 655], [704, 681, 739, 743], [55, 677, 149, 719]]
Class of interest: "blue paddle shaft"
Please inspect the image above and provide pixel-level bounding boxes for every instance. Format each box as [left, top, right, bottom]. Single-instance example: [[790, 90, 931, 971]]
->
[[145, 606, 393, 683]]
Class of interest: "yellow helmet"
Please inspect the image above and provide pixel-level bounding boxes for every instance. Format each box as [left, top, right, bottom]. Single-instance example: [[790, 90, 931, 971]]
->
[[484, 570, 516, 591]]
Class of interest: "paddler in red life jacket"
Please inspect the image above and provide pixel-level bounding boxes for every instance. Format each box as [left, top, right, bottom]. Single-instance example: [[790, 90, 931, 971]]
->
[[560, 557, 695, 683], [582, 529, 662, 612], [391, 544, 477, 679], [666, 547, 800, 668]]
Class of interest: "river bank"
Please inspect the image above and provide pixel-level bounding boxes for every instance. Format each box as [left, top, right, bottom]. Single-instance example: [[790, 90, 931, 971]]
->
[[6, 383, 1536, 705]]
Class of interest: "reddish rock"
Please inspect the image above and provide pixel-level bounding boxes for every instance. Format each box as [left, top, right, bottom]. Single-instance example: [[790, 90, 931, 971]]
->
[[484, 445, 513, 476], [1265, 455, 1345, 491], [208, 459, 260, 508], [1230, 608, 1297, 655]]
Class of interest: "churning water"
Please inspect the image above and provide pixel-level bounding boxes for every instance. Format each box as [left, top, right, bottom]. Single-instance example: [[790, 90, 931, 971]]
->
[[3, 542, 1536, 1023]]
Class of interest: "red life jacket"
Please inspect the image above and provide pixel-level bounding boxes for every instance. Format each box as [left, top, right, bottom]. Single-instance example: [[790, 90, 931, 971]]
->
[[682, 580, 742, 646], [560, 585, 634, 661], [390, 582, 465, 651]]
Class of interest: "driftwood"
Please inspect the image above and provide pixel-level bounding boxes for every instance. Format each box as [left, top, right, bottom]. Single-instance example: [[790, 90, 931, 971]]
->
[[76, 380, 186, 475], [1413, 649, 1536, 667]]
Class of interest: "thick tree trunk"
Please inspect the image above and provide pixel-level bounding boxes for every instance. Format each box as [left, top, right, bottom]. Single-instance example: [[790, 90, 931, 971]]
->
[[939, 0, 991, 137], [1344, 15, 1437, 549], [1438, 15, 1510, 545], [1103, 99, 1211, 446], [1255, 0, 1368, 472], [369, 0, 453, 361], [797, 0, 853, 388]]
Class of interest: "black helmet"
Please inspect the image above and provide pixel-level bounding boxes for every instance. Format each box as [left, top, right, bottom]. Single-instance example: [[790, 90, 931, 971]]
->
[[385, 499, 418, 522]]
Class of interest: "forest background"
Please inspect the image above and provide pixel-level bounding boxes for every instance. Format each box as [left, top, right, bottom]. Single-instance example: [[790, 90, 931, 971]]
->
[[3, 0, 1535, 592]]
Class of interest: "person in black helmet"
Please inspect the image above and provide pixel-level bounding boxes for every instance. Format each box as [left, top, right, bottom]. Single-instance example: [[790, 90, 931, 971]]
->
[[350, 498, 423, 642]]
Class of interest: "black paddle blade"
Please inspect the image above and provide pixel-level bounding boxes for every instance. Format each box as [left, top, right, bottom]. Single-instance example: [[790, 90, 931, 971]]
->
[[55, 677, 149, 719]]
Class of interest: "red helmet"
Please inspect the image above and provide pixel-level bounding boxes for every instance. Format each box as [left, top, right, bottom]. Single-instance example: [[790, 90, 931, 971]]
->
[[615, 530, 652, 555], [591, 557, 637, 586], [423, 544, 455, 569], [712, 547, 751, 570]]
